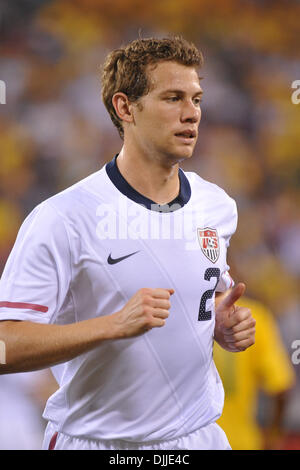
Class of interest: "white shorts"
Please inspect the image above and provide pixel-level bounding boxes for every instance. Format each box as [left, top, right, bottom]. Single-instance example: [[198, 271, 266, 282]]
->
[[42, 421, 231, 450]]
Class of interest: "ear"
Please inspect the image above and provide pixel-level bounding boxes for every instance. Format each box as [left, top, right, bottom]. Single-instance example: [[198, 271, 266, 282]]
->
[[112, 92, 135, 124]]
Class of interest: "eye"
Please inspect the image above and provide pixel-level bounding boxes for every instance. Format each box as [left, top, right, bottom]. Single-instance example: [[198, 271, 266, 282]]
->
[[193, 97, 202, 106], [166, 96, 180, 102]]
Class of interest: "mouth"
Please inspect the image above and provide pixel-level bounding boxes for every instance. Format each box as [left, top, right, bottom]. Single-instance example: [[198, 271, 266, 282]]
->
[[174, 130, 197, 144]]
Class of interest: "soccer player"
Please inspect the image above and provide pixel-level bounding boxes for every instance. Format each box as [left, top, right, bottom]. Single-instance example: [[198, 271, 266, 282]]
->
[[0, 36, 255, 450]]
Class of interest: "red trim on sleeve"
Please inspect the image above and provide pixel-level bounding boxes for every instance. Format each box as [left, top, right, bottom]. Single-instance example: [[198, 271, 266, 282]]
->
[[0, 301, 48, 313], [48, 432, 58, 450]]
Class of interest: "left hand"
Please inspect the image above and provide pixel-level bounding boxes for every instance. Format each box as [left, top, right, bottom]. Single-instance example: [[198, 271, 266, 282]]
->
[[214, 283, 256, 352]]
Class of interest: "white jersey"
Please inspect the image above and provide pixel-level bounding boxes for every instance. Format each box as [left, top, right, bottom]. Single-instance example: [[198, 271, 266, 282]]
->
[[0, 155, 237, 443]]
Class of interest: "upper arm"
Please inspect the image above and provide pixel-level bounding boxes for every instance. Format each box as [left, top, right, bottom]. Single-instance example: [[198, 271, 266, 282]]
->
[[0, 203, 72, 326]]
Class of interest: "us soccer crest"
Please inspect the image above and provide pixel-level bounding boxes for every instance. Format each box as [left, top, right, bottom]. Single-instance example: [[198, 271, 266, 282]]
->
[[197, 228, 220, 263]]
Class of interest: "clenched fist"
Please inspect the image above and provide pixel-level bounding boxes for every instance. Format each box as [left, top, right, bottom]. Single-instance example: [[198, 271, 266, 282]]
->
[[110, 288, 174, 339]]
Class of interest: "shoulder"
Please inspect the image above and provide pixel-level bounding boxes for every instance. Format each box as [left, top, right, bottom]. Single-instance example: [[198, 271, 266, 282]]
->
[[185, 170, 236, 207], [45, 166, 107, 214], [184, 170, 238, 230], [17, 166, 107, 245], [26, 165, 109, 227]]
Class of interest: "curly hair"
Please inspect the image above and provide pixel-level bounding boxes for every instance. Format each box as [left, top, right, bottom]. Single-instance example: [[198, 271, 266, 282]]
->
[[101, 36, 203, 139]]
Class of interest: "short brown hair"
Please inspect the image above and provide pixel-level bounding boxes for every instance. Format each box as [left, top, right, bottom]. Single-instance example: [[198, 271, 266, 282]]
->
[[101, 36, 203, 139]]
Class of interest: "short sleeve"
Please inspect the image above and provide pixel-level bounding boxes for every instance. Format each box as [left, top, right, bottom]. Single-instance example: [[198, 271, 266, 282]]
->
[[0, 202, 72, 324], [216, 197, 237, 292], [216, 270, 234, 292]]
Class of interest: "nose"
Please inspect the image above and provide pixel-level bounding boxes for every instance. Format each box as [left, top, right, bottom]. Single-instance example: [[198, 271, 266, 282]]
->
[[180, 99, 201, 123]]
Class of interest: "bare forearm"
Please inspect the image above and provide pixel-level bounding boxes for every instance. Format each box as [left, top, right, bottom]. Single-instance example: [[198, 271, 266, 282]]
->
[[0, 287, 173, 374], [0, 315, 118, 374]]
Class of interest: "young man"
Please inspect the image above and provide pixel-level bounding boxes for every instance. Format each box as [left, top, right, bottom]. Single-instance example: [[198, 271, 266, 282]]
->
[[0, 36, 255, 450]]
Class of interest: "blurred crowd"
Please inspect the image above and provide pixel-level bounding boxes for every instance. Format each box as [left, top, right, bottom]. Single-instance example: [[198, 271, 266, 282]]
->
[[0, 0, 299, 449]]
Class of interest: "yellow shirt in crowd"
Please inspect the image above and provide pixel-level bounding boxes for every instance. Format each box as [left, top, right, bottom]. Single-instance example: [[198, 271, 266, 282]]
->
[[214, 296, 295, 450]]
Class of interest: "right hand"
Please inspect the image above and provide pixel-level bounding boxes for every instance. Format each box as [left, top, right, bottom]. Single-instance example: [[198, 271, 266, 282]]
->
[[110, 288, 174, 338]]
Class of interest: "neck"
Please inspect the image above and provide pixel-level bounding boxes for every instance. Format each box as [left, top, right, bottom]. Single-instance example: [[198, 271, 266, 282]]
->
[[116, 144, 180, 205]]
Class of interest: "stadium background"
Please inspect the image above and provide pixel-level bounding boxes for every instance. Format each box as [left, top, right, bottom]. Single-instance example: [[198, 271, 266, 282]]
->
[[0, 0, 299, 449]]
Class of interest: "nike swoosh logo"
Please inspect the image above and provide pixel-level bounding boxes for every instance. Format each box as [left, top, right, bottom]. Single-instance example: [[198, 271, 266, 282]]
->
[[107, 251, 140, 265]]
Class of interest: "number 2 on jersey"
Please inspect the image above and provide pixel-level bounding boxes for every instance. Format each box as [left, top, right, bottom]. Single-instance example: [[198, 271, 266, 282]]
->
[[198, 268, 220, 321]]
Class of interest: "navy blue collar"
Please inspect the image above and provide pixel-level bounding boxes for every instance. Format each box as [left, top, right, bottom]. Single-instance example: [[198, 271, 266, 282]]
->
[[105, 155, 191, 212]]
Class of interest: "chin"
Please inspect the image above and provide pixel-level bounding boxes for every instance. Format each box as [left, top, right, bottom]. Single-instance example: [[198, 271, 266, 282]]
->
[[161, 144, 195, 165], [176, 147, 194, 161]]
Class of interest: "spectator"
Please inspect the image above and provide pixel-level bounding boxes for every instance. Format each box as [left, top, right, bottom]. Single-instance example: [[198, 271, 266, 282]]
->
[[214, 296, 295, 450]]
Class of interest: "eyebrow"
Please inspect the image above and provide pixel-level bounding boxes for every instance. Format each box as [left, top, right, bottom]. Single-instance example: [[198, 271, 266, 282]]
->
[[159, 89, 203, 96]]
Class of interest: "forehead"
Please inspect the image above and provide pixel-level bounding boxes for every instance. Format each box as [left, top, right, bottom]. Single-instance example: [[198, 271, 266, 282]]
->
[[147, 61, 202, 94]]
